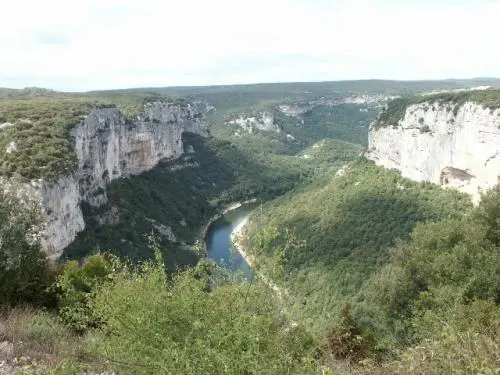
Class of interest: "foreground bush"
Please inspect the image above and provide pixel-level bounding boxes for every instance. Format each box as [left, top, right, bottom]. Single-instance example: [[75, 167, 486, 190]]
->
[[55, 254, 114, 333], [81, 253, 318, 374], [390, 301, 500, 374], [0, 190, 57, 308], [324, 303, 373, 363]]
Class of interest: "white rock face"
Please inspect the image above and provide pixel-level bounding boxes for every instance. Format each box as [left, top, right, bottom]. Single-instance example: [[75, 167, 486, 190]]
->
[[228, 111, 281, 133], [24, 101, 207, 259], [278, 104, 314, 117], [5, 141, 17, 154], [367, 101, 500, 204]]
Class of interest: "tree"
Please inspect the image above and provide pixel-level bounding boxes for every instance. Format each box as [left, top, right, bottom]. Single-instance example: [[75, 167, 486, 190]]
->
[[475, 185, 500, 246], [0, 189, 56, 307], [324, 303, 373, 362]]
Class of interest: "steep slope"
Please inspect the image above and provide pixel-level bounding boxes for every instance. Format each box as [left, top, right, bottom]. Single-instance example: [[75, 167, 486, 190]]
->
[[366, 90, 500, 203], [243, 159, 472, 333], [65, 134, 362, 267], [0, 95, 207, 258]]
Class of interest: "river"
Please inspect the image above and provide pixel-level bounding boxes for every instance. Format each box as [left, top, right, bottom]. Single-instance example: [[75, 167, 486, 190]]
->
[[205, 204, 257, 279]]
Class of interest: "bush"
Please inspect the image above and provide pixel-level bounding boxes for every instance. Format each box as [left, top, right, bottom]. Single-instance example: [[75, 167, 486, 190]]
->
[[84, 253, 318, 374], [55, 254, 114, 333], [420, 125, 431, 133], [0, 190, 57, 308], [324, 303, 373, 362], [390, 304, 500, 375]]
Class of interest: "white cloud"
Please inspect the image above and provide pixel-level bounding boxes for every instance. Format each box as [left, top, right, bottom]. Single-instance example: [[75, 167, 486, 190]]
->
[[0, 0, 498, 90]]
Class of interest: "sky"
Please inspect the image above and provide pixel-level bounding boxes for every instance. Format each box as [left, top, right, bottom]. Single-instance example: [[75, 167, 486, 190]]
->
[[0, 0, 499, 91]]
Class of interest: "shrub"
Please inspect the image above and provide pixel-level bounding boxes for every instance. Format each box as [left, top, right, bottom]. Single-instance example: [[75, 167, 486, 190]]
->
[[85, 253, 318, 374], [0, 190, 57, 308], [324, 303, 373, 362], [420, 125, 431, 133], [55, 254, 114, 333], [390, 304, 500, 375]]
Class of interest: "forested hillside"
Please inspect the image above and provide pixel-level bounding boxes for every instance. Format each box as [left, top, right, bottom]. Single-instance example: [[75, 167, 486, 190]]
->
[[242, 159, 499, 372], [244, 159, 473, 331], [65, 133, 361, 267], [1, 79, 499, 374], [1, 183, 498, 374]]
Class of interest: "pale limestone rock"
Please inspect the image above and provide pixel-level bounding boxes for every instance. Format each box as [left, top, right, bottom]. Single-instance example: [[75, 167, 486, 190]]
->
[[228, 111, 281, 133], [146, 218, 176, 242], [5, 142, 16, 154], [278, 104, 313, 117], [335, 165, 349, 177], [16, 101, 207, 259], [367, 101, 500, 204], [0, 122, 13, 130]]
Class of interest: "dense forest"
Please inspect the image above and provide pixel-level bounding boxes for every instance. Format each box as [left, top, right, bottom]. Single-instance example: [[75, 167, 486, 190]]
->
[[64, 134, 362, 267], [1, 178, 498, 374], [0, 80, 499, 373], [243, 160, 473, 331], [243, 161, 499, 372]]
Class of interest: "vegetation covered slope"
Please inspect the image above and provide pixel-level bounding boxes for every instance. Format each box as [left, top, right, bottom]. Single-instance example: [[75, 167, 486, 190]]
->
[[243, 159, 473, 334], [1, 79, 500, 374], [0, 92, 186, 180], [242, 160, 499, 372], [151, 78, 500, 151], [1, 185, 498, 374], [65, 133, 362, 268]]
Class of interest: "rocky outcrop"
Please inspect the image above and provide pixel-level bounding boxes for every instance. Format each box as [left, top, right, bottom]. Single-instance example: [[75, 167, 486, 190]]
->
[[26, 101, 207, 258], [228, 111, 281, 133], [366, 99, 500, 203], [278, 104, 314, 117]]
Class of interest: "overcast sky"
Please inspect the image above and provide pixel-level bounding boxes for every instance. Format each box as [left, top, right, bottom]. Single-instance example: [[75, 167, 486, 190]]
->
[[0, 0, 498, 91]]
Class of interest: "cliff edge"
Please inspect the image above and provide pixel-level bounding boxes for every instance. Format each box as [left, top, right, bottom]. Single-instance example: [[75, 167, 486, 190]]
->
[[366, 90, 500, 203], [1, 98, 208, 258]]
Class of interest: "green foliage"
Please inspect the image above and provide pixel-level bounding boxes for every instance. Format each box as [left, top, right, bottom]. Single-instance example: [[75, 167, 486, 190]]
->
[[0, 92, 186, 180], [375, 89, 500, 128], [0, 190, 56, 307], [55, 254, 114, 333], [64, 133, 362, 266], [279, 104, 377, 146], [360, 187, 500, 349], [75, 255, 319, 375], [323, 303, 373, 362], [474, 185, 500, 246], [243, 163, 499, 371], [245, 159, 472, 335], [389, 301, 500, 375], [419, 125, 431, 133]]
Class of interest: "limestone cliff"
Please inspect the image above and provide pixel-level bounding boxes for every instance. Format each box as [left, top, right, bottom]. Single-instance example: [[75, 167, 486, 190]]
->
[[366, 95, 500, 203], [27, 101, 207, 258], [228, 111, 281, 134]]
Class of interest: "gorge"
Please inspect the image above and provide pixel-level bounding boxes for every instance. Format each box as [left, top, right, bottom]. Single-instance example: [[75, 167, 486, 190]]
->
[[1, 81, 499, 374], [3, 100, 208, 258]]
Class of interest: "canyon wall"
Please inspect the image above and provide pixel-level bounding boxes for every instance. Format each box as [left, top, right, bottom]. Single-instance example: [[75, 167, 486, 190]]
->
[[366, 99, 500, 203], [29, 101, 207, 258]]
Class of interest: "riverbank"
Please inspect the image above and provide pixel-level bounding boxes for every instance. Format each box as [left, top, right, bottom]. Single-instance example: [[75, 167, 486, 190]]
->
[[200, 199, 257, 255], [230, 214, 254, 267], [230, 215, 286, 298]]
